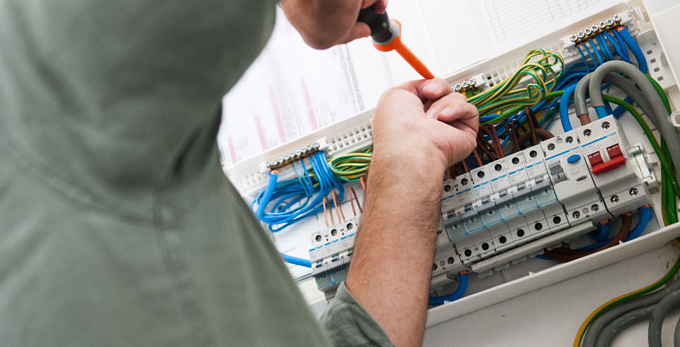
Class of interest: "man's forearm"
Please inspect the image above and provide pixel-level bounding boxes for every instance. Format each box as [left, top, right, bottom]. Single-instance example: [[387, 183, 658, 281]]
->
[[345, 150, 445, 346]]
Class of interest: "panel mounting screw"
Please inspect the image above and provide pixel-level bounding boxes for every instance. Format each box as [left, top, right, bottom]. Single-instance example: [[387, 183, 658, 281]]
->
[[572, 211, 581, 219], [629, 188, 638, 196], [570, 35, 578, 42], [591, 204, 599, 212], [602, 121, 610, 129], [611, 195, 620, 203]]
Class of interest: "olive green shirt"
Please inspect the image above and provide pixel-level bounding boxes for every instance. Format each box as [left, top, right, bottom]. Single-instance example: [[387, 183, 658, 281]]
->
[[0, 0, 390, 345]]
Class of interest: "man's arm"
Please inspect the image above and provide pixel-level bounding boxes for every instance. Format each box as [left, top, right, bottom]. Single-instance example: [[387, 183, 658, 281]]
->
[[346, 78, 479, 346]]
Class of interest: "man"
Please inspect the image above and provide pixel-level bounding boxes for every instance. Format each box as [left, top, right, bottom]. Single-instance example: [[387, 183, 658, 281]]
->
[[0, 0, 478, 346]]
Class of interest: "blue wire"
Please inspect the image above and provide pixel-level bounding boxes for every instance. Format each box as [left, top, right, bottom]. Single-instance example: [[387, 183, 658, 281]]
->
[[578, 206, 654, 251], [596, 35, 612, 61], [251, 152, 345, 232], [625, 206, 654, 241], [577, 46, 592, 73], [281, 253, 312, 268], [589, 221, 611, 242], [619, 27, 648, 73], [253, 172, 313, 268], [595, 106, 609, 119], [603, 31, 629, 63], [429, 273, 469, 306], [559, 83, 578, 131], [588, 40, 603, 65], [612, 30, 631, 61], [603, 102, 614, 118], [256, 172, 279, 219], [613, 96, 635, 119]]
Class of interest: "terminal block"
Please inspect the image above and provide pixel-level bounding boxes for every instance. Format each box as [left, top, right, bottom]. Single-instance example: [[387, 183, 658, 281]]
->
[[562, 11, 636, 48], [264, 138, 329, 171], [453, 74, 489, 97]]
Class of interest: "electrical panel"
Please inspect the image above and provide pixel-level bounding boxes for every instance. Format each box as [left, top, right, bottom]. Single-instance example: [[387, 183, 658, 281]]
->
[[226, 1, 680, 317]]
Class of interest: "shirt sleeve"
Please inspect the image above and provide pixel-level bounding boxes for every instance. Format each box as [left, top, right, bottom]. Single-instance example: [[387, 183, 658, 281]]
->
[[319, 283, 394, 347]]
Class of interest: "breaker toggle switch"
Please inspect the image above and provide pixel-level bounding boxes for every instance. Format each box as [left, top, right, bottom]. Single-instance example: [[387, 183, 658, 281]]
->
[[589, 144, 626, 175]]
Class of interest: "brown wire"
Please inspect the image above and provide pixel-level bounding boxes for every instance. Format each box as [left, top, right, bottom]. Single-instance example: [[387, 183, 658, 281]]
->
[[350, 187, 363, 214], [472, 149, 483, 167], [505, 121, 521, 153], [488, 125, 503, 158], [543, 212, 633, 262], [449, 167, 457, 180], [525, 106, 539, 146], [331, 190, 345, 223], [477, 124, 504, 161], [477, 137, 497, 163], [360, 177, 366, 192], [517, 128, 554, 145], [348, 188, 357, 217], [462, 159, 471, 173], [322, 197, 330, 227], [578, 114, 592, 125], [514, 118, 528, 133]]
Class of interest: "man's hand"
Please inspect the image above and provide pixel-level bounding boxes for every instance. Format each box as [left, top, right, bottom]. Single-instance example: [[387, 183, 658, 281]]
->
[[372, 78, 479, 177], [346, 79, 478, 346], [281, 0, 388, 49]]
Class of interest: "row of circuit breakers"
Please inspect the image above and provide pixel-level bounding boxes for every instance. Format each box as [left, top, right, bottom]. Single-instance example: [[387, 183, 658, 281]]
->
[[309, 116, 656, 295]]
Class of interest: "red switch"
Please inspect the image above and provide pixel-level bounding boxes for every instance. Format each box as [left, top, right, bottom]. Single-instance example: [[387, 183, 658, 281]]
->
[[590, 145, 626, 175], [606, 144, 623, 159], [588, 152, 604, 167]]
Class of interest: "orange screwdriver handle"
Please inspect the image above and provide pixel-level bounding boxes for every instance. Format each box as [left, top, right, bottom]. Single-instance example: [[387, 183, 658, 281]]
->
[[358, 8, 434, 80]]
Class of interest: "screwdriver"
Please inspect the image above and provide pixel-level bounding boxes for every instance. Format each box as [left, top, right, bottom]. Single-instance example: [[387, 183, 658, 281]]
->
[[358, 7, 434, 79]]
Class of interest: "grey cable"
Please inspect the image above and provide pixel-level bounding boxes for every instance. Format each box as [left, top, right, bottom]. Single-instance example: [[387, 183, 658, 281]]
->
[[572, 72, 661, 130], [588, 60, 680, 178], [602, 73, 661, 130], [649, 289, 680, 347], [674, 314, 680, 347], [583, 280, 680, 347], [574, 73, 591, 117], [595, 304, 656, 347]]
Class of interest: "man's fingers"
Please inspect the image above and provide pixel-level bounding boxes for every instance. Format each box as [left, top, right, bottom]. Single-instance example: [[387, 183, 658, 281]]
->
[[419, 78, 451, 100], [372, 0, 389, 13], [362, 0, 388, 12], [424, 94, 477, 121], [341, 23, 371, 44], [393, 78, 450, 103]]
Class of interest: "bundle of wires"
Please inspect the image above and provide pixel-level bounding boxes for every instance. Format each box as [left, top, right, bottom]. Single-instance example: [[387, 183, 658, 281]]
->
[[329, 147, 372, 182], [468, 49, 564, 118], [474, 25, 639, 155], [252, 151, 345, 233]]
